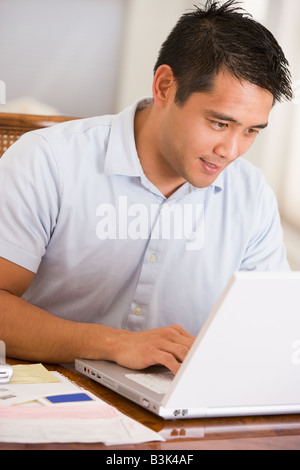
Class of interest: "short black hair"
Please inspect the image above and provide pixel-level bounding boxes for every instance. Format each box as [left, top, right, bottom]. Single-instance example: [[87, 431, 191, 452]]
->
[[154, 0, 293, 105]]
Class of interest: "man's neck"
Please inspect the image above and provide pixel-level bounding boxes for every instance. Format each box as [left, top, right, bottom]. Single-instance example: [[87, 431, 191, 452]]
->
[[134, 102, 186, 198]]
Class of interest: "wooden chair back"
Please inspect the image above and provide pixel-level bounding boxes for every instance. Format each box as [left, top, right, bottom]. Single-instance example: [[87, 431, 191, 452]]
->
[[0, 113, 79, 157]]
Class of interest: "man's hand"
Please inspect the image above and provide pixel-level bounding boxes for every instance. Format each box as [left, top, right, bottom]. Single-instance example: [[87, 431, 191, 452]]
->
[[110, 325, 195, 375]]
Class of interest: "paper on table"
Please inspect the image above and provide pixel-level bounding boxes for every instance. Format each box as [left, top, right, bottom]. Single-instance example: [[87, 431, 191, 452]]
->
[[0, 387, 42, 406], [0, 403, 164, 445], [0, 371, 94, 406], [0, 370, 165, 445], [10, 364, 60, 384]]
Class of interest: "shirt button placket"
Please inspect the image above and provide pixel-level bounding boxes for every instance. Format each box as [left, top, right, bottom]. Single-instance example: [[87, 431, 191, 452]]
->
[[134, 306, 142, 316], [148, 254, 157, 263], [126, 202, 167, 331]]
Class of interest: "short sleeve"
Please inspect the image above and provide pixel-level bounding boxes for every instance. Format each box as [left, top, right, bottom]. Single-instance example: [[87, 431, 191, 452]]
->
[[240, 180, 290, 272], [0, 131, 60, 273]]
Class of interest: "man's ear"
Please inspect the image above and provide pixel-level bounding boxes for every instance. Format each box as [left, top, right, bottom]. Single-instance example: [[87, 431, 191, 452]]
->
[[152, 65, 177, 107]]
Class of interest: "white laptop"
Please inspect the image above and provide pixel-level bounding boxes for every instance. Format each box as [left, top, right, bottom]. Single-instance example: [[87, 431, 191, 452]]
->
[[75, 271, 300, 420]]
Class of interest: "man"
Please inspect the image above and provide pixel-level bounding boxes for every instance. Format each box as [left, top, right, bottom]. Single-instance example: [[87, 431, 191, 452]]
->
[[0, 1, 293, 374]]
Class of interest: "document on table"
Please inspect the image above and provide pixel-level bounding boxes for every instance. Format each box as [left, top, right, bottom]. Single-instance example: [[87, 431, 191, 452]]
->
[[10, 363, 60, 384], [0, 367, 164, 445], [0, 365, 71, 406], [0, 404, 163, 445]]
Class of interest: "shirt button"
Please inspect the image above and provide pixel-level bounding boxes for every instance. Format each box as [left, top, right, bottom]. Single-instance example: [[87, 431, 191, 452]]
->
[[134, 307, 142, 316], [148, 254, 157, 263]]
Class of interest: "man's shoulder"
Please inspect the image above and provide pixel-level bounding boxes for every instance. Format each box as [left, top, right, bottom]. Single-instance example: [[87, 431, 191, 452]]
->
[[32, 114, 114, 142], [229, 156, 264, 176], [224, 157, 267, 190], [219, 157, 277, 212]]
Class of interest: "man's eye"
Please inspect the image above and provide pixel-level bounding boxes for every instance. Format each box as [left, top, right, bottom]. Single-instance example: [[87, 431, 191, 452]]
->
[[246, 128, 260, 136], [211, 121, 228, 130]]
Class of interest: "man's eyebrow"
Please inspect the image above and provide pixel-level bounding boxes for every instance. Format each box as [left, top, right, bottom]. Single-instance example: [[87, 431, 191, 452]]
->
[[205, 110, 269, 129], [252, 122, 269, 130]]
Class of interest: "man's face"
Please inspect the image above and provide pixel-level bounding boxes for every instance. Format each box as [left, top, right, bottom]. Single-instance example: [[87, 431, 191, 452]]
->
[[157, 70, 274, 188]]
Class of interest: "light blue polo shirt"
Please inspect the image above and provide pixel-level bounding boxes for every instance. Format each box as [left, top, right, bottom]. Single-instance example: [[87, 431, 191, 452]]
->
[[0, 98, 290, 336]]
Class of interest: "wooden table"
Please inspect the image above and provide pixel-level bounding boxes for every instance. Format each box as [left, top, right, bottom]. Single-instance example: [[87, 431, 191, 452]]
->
[[1, 360, 300, 450]]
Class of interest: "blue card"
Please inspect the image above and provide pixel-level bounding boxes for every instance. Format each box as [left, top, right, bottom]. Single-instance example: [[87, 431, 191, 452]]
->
[[43, 393, 94, 404]]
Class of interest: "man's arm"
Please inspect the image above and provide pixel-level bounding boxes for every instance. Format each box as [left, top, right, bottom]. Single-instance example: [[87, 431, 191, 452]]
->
[[0, 258, 194, 374]]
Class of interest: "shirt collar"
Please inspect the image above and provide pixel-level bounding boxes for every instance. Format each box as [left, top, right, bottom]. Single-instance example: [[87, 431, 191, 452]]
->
[[210, 172, 224, 191], [104, 98, 151, 178]]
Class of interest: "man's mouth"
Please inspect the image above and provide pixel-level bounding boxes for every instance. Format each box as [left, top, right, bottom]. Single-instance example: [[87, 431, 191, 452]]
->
[[199, 158, 222, 174]]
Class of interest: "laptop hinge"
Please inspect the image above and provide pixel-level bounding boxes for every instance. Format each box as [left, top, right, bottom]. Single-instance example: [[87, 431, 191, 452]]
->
[[159, 407, 207, 419]]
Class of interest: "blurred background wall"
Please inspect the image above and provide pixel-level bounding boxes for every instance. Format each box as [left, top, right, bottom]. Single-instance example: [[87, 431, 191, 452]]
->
[[0, 0, 299, 268]]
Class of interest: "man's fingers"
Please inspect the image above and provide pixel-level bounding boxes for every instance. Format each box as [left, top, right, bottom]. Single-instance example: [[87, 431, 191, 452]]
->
[[151, 328, 196, 373], [158, 338, 189, 363], [164, 325, 195, 350], [152, 350, 182, 375], [112, 325, 195, 373], [169, 324, 195, 341]]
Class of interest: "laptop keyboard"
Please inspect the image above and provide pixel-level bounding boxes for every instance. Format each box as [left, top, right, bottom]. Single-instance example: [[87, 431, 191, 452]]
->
[[125, 371, 174, 395]]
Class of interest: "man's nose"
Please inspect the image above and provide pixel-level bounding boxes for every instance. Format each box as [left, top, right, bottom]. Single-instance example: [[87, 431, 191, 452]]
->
[[213, 134, 240, 161]]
